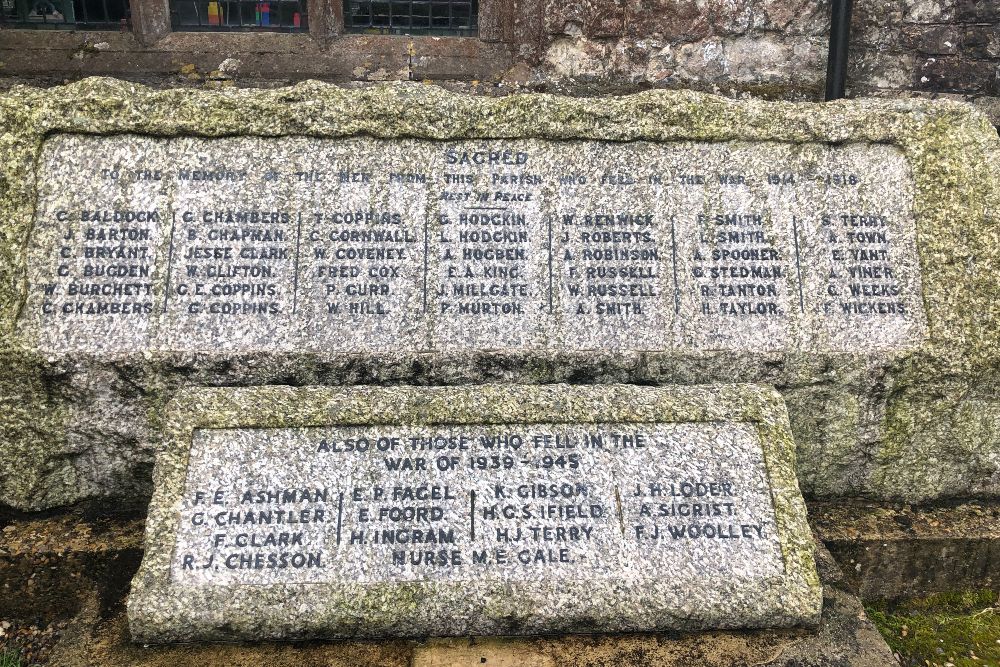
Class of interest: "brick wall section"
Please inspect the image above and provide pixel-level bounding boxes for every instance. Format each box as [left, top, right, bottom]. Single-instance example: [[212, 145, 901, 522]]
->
[[538, 0, 999, 98]]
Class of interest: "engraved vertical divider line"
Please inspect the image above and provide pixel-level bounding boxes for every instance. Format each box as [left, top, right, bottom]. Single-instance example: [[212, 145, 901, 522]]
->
[[292, 212, 302, 314], [613, 485, 626, 537], [547, 214, 554, 314], [162, 210, 177, 313], [791, 215, 805, 313], [423, 213, 429, 314], [669, 215, 680, 314], [470, 490, 476, 540], [336, 491, 344, 545]]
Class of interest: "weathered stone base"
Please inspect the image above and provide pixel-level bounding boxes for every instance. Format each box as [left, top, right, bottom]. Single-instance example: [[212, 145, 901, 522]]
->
[[8, 501, 996, 627], [811, 501, 1000, 600], [43, 585, 894, 667], [0, 506, 935, 667], [8, 502, 999, 665]]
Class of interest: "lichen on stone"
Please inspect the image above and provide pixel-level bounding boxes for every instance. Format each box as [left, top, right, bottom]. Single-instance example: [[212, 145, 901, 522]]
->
[[0, 79, 998, 509]]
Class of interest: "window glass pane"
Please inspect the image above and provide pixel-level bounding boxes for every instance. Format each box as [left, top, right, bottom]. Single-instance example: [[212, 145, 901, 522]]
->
[[1, 0, 129, 29], [344, 0, 477, 36], [170, 0, 307, 31]]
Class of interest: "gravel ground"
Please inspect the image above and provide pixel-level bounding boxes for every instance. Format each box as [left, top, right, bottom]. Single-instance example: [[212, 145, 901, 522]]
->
[[0, 620, 67, 667]]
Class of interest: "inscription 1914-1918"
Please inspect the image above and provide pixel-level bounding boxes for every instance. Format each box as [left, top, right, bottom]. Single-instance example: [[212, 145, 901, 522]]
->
[[22, 135, 926, 353]]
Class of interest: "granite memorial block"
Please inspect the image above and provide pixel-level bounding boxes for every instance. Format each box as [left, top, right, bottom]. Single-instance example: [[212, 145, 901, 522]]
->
[[1, 80, 998, 510], [19, 136, 925, 354], [128, 383, 822, 641]]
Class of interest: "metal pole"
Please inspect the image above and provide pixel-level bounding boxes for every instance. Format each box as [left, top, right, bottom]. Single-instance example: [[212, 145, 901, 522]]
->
[[825, 0, 853, 101]]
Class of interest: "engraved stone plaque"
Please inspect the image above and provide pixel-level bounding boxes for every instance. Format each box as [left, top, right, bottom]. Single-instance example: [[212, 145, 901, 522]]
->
[[173, 422, 781, 585], [128, 384, 821, 642], [21, 135, 926, 354]]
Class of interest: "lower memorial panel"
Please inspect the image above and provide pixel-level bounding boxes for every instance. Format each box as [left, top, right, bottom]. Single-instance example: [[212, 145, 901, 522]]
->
[[129, 385, 822, 641], [172, 422, 783, 586]]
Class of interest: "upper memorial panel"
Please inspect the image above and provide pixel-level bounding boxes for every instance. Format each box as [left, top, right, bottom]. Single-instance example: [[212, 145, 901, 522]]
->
[[20, 134, 926, 354]]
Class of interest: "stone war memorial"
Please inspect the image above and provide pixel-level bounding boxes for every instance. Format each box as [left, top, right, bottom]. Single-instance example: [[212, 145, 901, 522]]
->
[[129, 384, 821, 641], [0, 75, 998, 665]]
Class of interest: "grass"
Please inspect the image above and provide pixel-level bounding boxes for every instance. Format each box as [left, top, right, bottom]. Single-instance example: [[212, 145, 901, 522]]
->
[[867, 590, 1000, 667], [0, 649, 22, 667]]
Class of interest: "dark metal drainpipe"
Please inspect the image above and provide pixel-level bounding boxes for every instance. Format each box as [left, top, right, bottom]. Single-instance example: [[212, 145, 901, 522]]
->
[[825, 0, 853, 100]]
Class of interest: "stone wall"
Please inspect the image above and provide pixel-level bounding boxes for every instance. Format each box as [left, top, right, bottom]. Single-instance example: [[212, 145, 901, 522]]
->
[[0, 0, 997, 105], [538, 0, 999, 98]]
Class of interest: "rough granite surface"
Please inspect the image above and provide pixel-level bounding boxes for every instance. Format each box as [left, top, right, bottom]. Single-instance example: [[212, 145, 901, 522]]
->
[[0, 80, 998, 510], [20, 136, 925, 354], [127, 383, 821, 641]]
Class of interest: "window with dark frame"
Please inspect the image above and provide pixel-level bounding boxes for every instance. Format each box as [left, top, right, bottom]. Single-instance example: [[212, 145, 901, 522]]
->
[[0, 0, 128, 29], [169, 0, 306, 31], [344, 0, 478, 36]]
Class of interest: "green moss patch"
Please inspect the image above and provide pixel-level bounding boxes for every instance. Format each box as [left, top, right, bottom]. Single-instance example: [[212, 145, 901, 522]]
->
[[867, 590, 1000, 667]]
